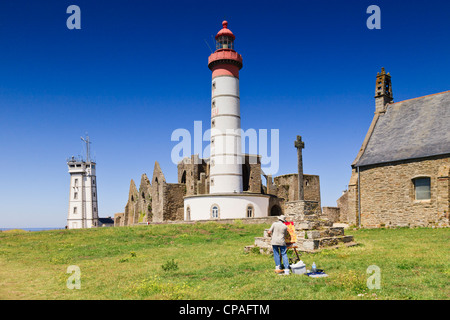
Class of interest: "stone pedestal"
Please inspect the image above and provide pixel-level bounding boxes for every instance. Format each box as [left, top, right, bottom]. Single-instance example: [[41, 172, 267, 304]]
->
[[245, 200, 357, 254]]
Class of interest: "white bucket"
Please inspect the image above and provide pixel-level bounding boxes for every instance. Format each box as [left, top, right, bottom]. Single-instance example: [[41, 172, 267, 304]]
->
[[290, 261, 306, 275]]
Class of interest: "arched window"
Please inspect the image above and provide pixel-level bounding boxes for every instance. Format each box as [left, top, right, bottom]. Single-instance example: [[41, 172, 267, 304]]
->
[[413, 177, 431, 200], [181, 171, 187, 184], [246, 205, 254, 218], [211, 205, 219, 219]]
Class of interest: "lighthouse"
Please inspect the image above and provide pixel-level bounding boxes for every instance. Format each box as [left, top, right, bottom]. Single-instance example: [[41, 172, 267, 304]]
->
[[208, 20, 243, 194], [66, 135, 99, 229], [184, 21, 271, 221]]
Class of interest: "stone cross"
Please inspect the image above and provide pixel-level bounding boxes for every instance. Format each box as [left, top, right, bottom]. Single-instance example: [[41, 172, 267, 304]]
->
[[294, 135, 305, 201]]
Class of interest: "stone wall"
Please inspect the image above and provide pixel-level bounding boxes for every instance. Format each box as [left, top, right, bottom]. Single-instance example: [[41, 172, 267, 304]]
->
[[243, 155, 262, 193], [177, 155, 208, 196], [284, 200, 321, 222], [322, 207, 340, 223], [273, 174, 321, 205], [114, 212, 124, 227], [163, 183, 186, 221], [336, 191, 349, 223], [124, 180, 139, 226], [343, 155, 449, 228]]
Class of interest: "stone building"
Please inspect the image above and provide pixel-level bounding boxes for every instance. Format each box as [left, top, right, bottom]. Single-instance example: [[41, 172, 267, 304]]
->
[[337, 68, 450, 228]]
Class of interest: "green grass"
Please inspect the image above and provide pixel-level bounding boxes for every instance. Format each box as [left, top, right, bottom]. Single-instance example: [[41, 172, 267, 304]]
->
[[0, 222, 448, 300]]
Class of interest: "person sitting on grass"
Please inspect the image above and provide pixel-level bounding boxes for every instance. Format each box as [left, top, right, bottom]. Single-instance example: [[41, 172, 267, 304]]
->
[[267, 215, 290, 275]]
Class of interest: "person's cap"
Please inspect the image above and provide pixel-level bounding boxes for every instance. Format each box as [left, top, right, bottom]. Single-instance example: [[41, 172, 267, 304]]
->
[[278, 215, 286, 222]]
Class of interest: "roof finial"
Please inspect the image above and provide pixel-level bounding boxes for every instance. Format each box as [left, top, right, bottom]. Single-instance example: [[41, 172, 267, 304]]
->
[[222, 20, 228, 29]]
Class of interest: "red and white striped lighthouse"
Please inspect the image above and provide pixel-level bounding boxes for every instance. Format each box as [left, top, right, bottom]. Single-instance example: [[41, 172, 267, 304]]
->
[[184, 21, 270, 221], [208, 21, 243, 194]]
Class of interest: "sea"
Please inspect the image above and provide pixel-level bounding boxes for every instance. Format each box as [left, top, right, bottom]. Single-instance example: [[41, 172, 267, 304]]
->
[[0, 227, 64, 232]]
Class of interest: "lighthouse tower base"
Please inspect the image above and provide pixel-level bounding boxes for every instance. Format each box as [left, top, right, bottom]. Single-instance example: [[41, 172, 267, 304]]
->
[[184, 194, 271, 221]]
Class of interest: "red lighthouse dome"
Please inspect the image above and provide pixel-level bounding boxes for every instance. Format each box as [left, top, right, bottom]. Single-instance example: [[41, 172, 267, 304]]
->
[[215, 21, 235, 41], [208, 20, 243, 76]]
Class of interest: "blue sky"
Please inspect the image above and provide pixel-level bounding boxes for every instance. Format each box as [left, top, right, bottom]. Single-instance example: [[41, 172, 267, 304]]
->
[[0, 0, 449, 228]]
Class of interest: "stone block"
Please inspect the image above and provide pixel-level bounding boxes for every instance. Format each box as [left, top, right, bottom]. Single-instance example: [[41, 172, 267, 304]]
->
[[254, 237, 270, 248]]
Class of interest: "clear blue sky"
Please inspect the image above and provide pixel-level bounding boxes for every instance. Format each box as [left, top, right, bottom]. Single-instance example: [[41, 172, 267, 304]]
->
[[1, 0, 449, 228]]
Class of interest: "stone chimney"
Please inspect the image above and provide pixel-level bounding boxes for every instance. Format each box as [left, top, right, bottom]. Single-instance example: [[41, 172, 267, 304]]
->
[[375, 67, 393, 113]]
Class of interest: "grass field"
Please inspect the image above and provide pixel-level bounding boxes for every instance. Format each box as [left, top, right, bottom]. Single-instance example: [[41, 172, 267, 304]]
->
[[0, 221, 448, 300]]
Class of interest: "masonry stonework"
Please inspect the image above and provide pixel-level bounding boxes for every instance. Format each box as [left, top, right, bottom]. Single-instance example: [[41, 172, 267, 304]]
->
[[356, 156, 449, 228]]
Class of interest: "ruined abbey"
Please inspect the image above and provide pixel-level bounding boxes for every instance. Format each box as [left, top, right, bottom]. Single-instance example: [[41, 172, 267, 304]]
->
[[114, 154, 321, 226]]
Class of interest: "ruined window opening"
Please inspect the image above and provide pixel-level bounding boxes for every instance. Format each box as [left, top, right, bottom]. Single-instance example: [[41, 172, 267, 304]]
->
[[413, 177, 431, 200], [186, 207, 191, 221], [181, 171, 187, 184], [246, 205, 254, 218]]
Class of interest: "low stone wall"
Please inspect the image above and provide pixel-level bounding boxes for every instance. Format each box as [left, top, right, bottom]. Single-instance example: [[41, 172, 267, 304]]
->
[[322, 207, 340, 223]]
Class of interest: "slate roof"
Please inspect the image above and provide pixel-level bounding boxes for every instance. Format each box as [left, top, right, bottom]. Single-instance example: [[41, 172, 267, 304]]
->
[[354, 90, 450, 167], [98, 217, 114, 224]]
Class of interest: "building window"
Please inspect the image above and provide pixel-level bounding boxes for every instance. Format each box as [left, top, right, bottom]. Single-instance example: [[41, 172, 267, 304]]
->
[[246, 205, 254, 218], [211, 120, 215, 128], [74, 192, 78, 200], [74, 179, 78, 187], [413, 177, 431, 200], [211, 205, 219, 219], [73, 207, 77, 214]]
